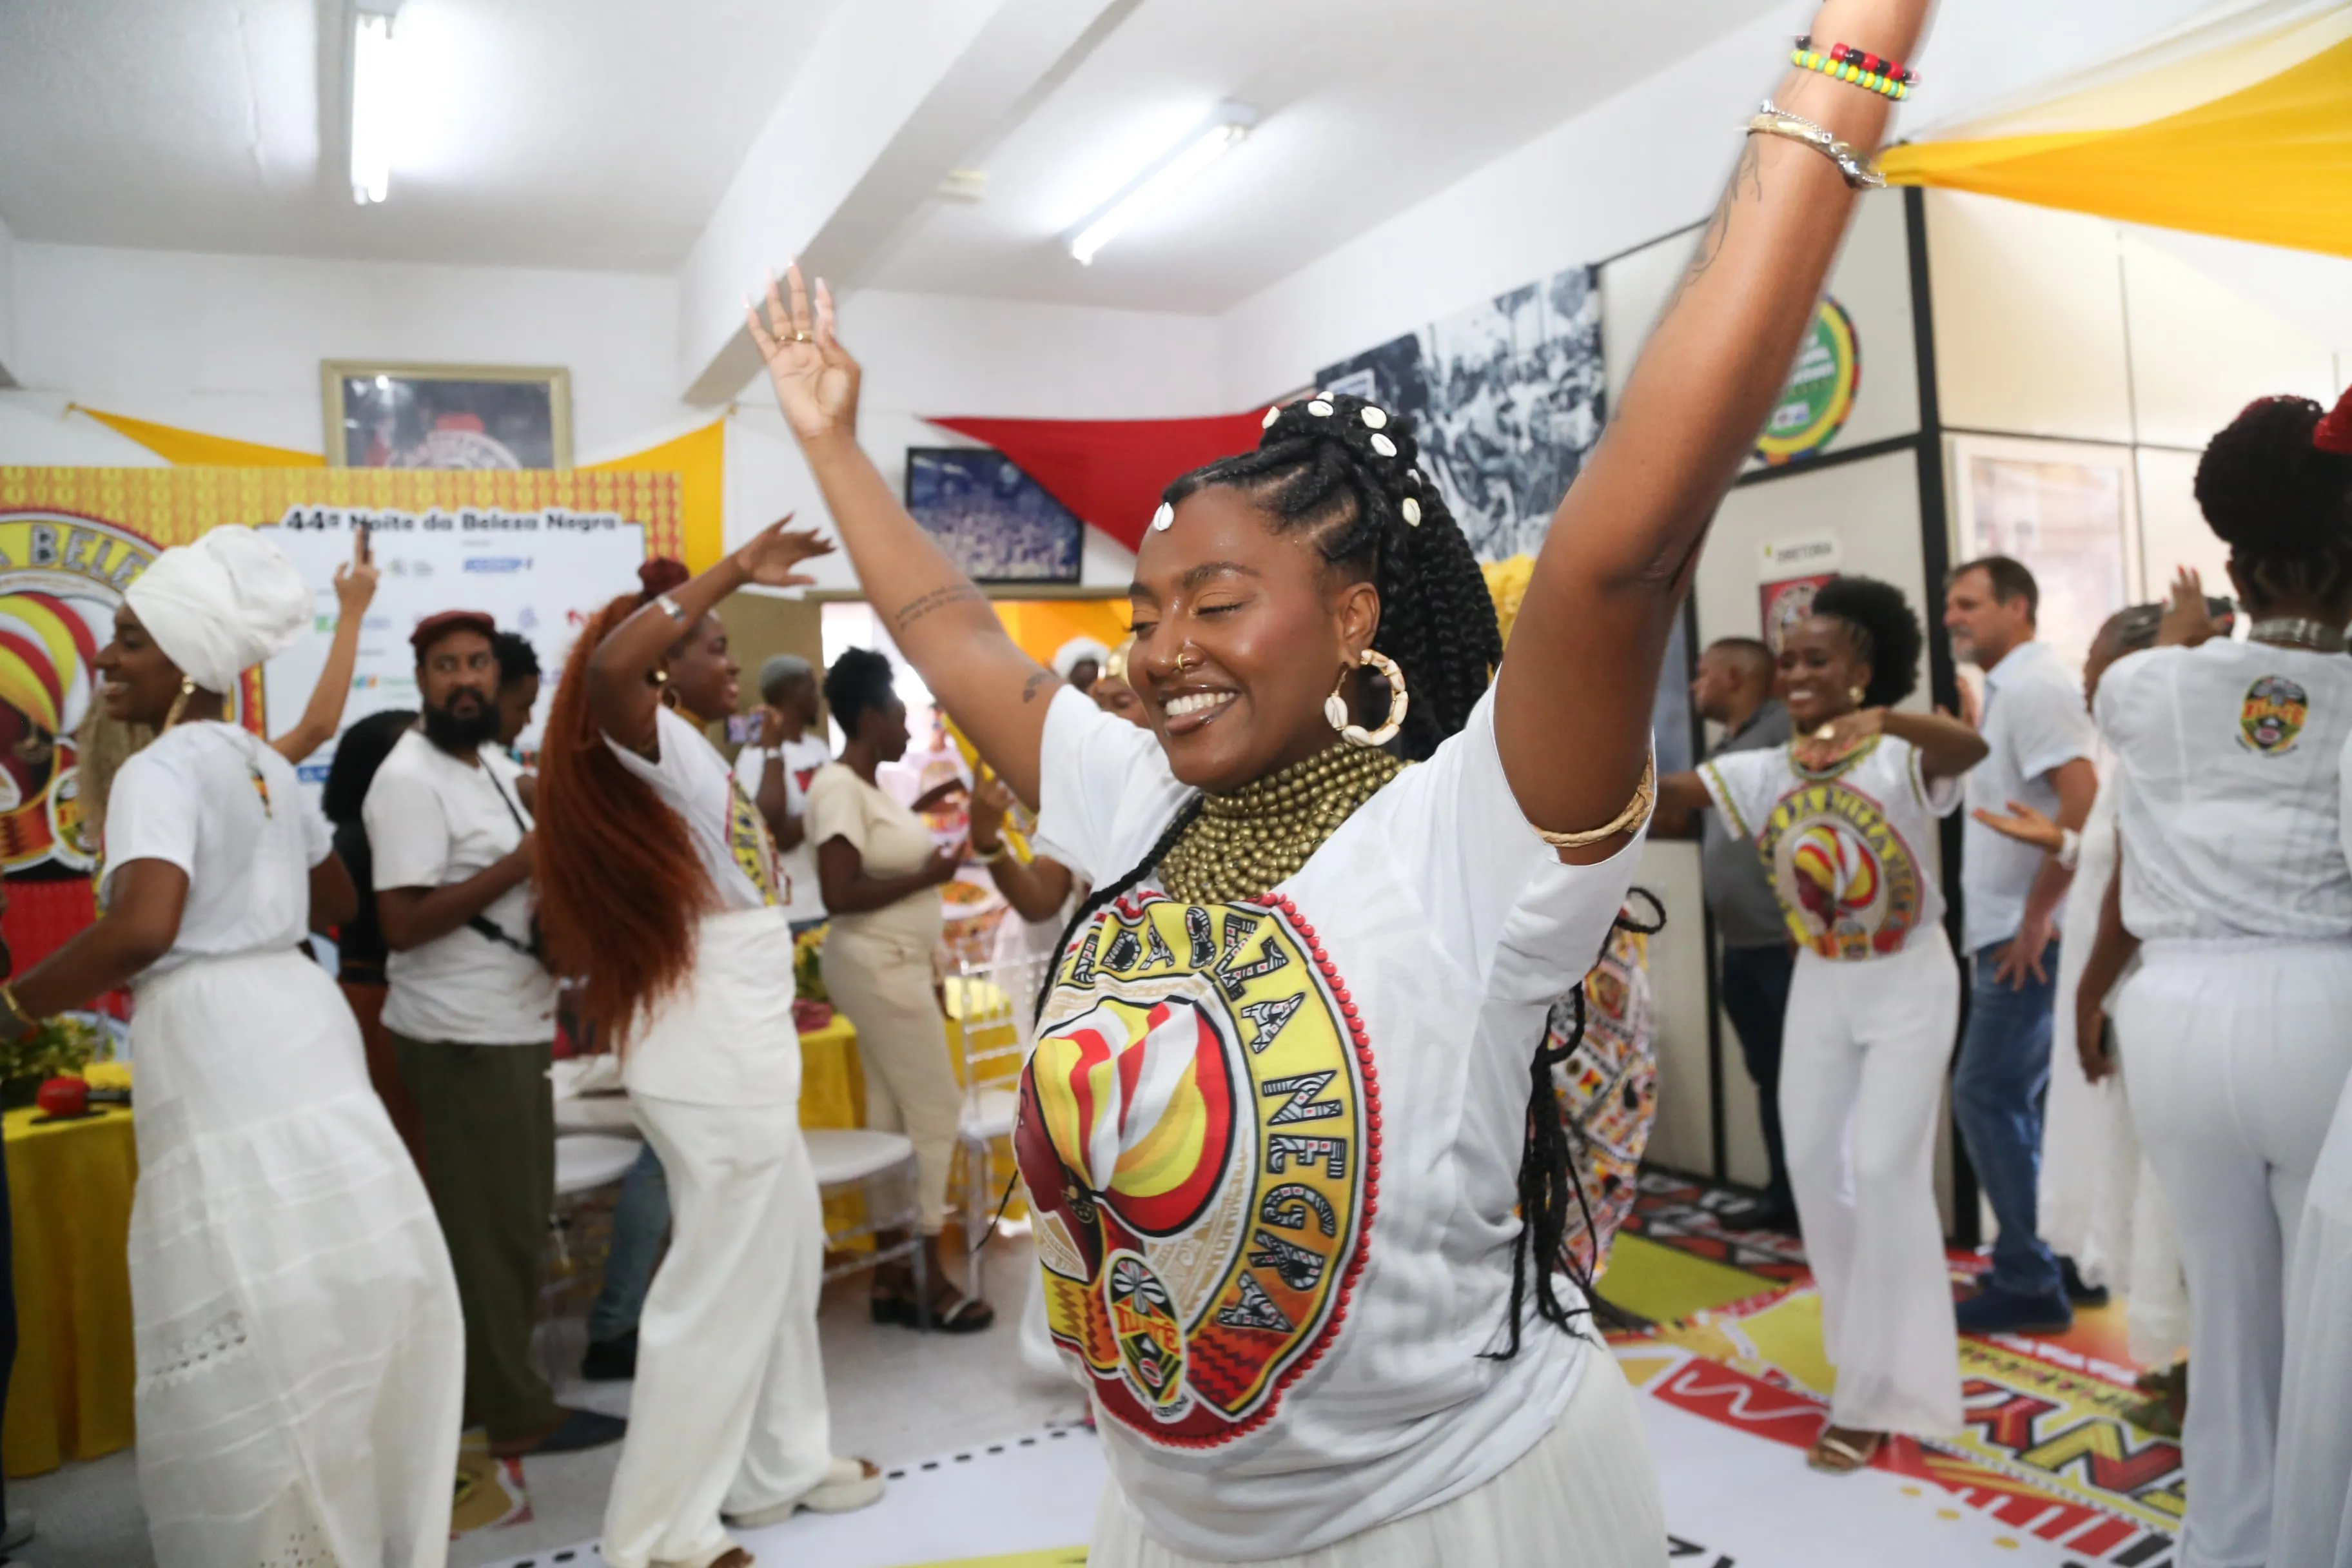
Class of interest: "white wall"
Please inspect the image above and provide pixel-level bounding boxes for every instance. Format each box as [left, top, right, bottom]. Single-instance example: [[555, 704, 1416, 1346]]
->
[[0, 211, 16, 382], [3, 242, 685, 462]]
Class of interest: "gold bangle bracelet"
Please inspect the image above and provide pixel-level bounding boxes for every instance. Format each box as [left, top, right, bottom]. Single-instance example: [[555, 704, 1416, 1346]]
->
[[1747, 109, 1886, 190], [1534, 756, 1657, 848]]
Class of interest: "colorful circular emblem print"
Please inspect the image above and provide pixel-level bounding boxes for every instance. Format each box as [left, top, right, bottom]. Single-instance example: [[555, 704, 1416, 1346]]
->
[[1755, 297, 1860, 467], [1756, 743, 1924, 960], [1015, 891, 1375, 1448], [2238, 675, 2309, 756]]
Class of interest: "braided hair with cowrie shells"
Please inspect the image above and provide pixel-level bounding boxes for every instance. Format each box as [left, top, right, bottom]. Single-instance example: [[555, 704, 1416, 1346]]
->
[[1157, 390, 1504, 763]]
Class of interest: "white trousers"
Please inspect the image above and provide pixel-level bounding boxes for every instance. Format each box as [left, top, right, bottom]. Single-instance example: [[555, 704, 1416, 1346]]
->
[[1088, 1339, 1666, 1567], [2277, 1070, 2352, 1567], [2117, 941, 2352, 1568], [600, 1095, 832, 1568], [1779, 935, 1963, 1436]]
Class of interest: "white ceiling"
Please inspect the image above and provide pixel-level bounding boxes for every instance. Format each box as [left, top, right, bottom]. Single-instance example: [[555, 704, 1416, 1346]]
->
[[859, 0, 1790, 312], [0, 0, 1786, 308], [0, 0, 847, 272]]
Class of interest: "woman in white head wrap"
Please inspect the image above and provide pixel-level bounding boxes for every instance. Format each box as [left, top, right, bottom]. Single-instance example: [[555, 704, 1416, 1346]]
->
[[0, 526, 464, 1568], [1050, 636, 1110, 694]]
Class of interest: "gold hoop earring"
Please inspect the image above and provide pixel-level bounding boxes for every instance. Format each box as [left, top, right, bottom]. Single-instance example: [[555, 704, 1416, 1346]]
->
[[162, 676, 197, 730], [1323, 649, 1409, 748], [660, 686, 681, 710]]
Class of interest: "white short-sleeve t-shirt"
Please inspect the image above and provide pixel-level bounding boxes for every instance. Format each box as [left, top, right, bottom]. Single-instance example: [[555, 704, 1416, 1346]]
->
[[608, 706, 781, 912], [1700, 734, 1959, 961], [102, 723, 331, 981], [734, 732, 832, 921], [1018, 685, 1642, 1558], [1962, 640, 2097, 952], [364, 727, 555, 1044], [2097, 640, 2352, 943]]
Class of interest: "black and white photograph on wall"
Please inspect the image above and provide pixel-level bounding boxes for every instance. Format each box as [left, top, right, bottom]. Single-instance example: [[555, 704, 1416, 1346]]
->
[[1317, 264, 1605, 563], [323, 362, 573, 469], [1952, 435, 2136, 678], [905, 447, 1084, 583]]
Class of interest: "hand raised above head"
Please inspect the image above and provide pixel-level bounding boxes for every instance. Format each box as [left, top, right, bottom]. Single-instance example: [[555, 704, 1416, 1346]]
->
[[334, 525, 380, 613], [747, 264, 861, 444], [733, 516, 835, 589], [2157, 565, 2224, 649]]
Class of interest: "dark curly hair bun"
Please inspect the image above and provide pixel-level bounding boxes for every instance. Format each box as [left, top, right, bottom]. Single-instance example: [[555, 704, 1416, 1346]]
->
[[1810, 575, 1923, 710], [1161, 391, 1502, 761], [2194, 395, 2352, 611], [636, 557, 692, 600]]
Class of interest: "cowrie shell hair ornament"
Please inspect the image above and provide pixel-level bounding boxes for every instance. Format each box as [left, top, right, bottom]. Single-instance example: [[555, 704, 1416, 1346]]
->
[[1306, 400, 1334, 417], [1361, 406, 1388, 429], [1369, 433, 1397, 458], [1402, 497, 1422, 526], [1151, 502, 1175, 532], [1262, 406, 1281, 429]]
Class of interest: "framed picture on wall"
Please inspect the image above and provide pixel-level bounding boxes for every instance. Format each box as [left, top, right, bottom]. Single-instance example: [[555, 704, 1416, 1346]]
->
[[904, 447, 1084, 584], [323, 362, 573, 469], [1948, 433, 2140, 680]]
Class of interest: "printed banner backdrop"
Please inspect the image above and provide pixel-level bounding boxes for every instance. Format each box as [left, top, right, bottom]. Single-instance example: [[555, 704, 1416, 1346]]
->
[[0, 467, 680, 867], [1317, 265, 1604, 563]]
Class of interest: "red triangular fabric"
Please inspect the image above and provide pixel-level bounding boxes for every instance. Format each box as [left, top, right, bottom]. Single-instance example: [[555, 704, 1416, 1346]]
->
[[925, 413, 1271, 553]]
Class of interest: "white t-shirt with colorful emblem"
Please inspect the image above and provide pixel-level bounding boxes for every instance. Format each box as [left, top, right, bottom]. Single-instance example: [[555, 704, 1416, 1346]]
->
[[2096, 640, 2352, 943], [605, 705, 783, 913], [1023, 685, 1643, 1558], [1699, 734, 1959, 961]]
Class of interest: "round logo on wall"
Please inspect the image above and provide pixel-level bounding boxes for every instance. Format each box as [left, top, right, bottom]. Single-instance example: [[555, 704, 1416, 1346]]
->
[[0, 513, 161, 875], [1756, 297, 1861, 467]]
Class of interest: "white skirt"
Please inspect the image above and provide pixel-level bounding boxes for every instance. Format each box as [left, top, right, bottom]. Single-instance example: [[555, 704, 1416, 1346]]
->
[[1088, 1341, 1667, 1567], [128, 948, 464, 1568]]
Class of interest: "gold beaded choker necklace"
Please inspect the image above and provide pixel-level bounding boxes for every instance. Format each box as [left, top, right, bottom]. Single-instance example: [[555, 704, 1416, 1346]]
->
[[1159, 743, 1404, 905]]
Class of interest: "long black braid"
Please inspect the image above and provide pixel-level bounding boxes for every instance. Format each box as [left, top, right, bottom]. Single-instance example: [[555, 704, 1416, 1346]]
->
[[1161, 393, 1502, 761]]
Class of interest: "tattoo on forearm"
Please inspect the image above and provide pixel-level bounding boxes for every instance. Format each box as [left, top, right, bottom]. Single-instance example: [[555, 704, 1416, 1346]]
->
[[893, 582, 985, 633], [1021, 670, 1057, 704], [1665, 138, 1765, 315]]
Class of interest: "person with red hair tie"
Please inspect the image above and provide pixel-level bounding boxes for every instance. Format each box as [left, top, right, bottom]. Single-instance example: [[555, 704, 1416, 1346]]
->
[[2077, 387, 2352, 1567], [536, 536, 883, 1568]]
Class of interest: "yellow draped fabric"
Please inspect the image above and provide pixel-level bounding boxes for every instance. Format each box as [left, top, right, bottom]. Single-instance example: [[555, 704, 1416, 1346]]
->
[[583, 420, 726, 571], [63, 407, 729, 570], [1883, 3, 2352, 260], [68, 406, 325, 467]]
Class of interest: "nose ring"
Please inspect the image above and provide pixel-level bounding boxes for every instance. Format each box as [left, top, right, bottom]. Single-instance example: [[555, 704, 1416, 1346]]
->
[[1174, 649, 1200, 673]]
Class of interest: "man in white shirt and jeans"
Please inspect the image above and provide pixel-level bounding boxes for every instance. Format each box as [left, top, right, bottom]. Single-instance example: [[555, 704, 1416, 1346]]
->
[[1944, 558, 2100, 1335], [365, 610, 623, 1456]]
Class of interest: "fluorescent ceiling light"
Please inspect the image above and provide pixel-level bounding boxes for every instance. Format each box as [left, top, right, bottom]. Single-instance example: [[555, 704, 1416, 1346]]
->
[[1068, 101, 1257, 266], [349, 2, 403, 205]]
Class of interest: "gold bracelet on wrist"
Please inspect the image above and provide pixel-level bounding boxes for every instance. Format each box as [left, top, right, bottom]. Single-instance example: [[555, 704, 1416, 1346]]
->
[[971, 839, 1009, 865], [1534, 756, 1656, 849], [1748, 101, 1886, 190]]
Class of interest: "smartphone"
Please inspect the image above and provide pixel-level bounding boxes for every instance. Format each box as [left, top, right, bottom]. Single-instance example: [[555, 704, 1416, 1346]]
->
[[726, 713, 760, 745]]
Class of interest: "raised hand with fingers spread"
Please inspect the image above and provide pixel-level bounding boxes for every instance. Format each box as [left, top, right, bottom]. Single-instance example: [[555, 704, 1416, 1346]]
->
[[747, 268, 860, 443]]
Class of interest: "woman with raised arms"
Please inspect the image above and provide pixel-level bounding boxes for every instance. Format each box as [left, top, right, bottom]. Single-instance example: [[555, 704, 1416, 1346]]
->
[[749, 1, 1930, 1558]]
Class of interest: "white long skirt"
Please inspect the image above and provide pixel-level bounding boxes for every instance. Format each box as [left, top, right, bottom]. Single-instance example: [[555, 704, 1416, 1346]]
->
[[1088, 1336, 1666, 1567], [128, 948, 464, 1568], [2273, 1069, 2352, 1567]]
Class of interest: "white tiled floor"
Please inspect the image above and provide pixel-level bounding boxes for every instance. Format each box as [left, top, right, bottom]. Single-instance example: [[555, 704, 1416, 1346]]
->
[[11, 1235, 1077, 1568]]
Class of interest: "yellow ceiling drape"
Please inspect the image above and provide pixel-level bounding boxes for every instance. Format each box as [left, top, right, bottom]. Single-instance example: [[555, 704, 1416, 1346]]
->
[[65, 406, 727, 571], [69, 405, 325, 466], [1883, 1, 2352, 260]]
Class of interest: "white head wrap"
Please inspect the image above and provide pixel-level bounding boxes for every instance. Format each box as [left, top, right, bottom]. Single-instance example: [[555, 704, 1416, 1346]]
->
[[1052, 637, 1112, 681], [124, 526, 314, 694]]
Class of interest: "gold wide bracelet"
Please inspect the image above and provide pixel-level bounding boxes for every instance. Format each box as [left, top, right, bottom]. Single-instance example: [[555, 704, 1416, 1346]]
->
[[1534, 756, 1657, 848]]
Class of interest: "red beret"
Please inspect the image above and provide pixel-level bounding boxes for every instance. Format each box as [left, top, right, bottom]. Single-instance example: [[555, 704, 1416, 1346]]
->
[[409, 610, 498, 657]]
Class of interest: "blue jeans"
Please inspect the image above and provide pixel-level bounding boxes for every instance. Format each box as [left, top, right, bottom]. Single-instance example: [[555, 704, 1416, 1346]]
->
[[1953, 938, 2062, 1297], [587, 1143, 670, 1343], [1719, 943, 1796, 1209]]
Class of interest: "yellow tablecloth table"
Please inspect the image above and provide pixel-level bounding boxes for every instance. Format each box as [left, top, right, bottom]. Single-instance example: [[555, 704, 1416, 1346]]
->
[[4, 1061, 137, 1478]]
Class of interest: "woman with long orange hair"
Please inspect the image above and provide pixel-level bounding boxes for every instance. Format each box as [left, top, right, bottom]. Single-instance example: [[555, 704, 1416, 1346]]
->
[[537, 530, 881, 1568]]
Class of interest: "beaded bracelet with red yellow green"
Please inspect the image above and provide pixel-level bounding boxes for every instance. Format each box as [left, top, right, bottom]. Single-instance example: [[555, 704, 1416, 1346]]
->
[[1791, 35, 1918, 100]]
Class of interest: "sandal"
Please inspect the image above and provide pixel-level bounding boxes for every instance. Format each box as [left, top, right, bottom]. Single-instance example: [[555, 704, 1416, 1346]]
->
[[726, 1457, 886, 1528], [907, 1289, 995, 1335], [1807, 1426, 1885, 1475]]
